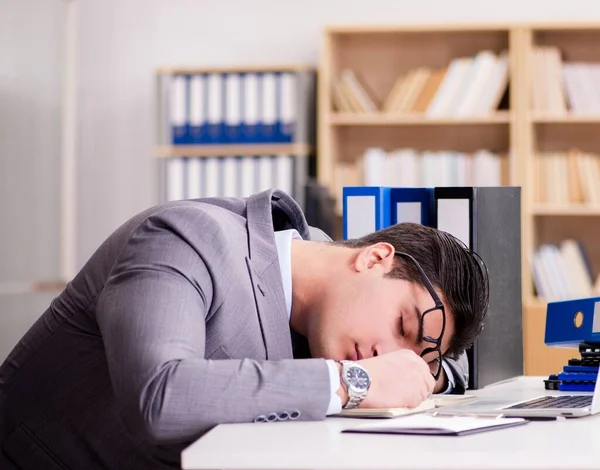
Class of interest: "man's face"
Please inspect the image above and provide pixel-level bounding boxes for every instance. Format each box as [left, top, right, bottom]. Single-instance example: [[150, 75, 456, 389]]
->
[[307, 243, 455, 369]]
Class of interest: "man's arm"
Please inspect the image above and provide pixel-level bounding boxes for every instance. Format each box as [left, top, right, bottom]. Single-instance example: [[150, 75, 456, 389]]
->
[[96, 209, 332, 444]]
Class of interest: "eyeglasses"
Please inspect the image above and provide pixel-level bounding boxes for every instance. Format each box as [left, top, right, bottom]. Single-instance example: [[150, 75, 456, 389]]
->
[[394, 252, 446, 381]]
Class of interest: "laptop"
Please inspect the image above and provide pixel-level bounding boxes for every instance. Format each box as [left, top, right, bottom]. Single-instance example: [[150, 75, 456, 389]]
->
[[432, 367, 600, 419]]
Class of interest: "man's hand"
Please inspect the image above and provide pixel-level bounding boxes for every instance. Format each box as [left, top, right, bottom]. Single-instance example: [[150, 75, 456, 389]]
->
[[336, 350, 435, 409]]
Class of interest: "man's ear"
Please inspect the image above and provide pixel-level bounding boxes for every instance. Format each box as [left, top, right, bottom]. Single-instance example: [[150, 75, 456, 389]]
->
[[353, 242, 395, 273]]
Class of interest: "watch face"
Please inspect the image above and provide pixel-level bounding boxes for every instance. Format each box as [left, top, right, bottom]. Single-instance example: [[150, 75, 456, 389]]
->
[[346, 366, 370, 390]]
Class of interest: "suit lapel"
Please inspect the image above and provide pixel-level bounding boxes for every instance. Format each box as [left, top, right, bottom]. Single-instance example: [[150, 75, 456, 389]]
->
[[245, 256, 291, 360], [244, 190, 307, 361]]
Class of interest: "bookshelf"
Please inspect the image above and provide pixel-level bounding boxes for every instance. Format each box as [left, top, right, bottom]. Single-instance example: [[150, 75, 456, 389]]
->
[[155, 64, 316, 209], [318, 24, 519, 217], [317, 23, 600, 375]]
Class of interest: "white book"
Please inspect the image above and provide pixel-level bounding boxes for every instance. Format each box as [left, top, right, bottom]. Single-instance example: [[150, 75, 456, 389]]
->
[[240, 156, 255, 198], [261, 73, 277, 139], [435, 152, 450, 186], [186, 158, 202, 199], [362, 147, 387, 186], [207, 73, 223, 138], [204, 157, 220, 198], [224, 73, 241, 140], [170, 75, 188, 140], [455, 152, 468, 186], [545, 48, 567, 114], [275, 154, 294, 198], [420, 151, 436, 186], [189, 75, 205, 142], [222, 156, 238, 197], [279, 72, 296, 139], [426, 57, 472, 117], [445, 151, 459, 186], [454, 50, 498, 116], [473, 150, 501, 186], [257, 155, 274, 192], [473, 52, 509, 115], [166, 158, 185, 201], [560, 239, 593, 297], [243, 73, 260, 136], [531, 250, 551, 299], [341, 69, 377, 112]]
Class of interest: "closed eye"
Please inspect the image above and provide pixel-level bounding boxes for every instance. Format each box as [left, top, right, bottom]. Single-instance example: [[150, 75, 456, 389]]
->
[[399, 314, 406, 337]]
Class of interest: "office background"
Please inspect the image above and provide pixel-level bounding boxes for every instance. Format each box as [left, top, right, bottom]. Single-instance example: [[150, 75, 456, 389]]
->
[[1, 0, 599, 365]]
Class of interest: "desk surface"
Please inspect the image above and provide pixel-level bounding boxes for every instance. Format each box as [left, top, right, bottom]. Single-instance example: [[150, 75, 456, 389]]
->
[[181, 376, 600, 470]]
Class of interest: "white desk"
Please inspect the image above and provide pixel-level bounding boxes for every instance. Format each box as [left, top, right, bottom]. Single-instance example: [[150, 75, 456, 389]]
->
[[181, 376, 600, 470]]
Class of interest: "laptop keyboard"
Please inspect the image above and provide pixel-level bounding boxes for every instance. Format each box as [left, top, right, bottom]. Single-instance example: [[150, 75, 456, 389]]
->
[[505, 395, 593, 410]]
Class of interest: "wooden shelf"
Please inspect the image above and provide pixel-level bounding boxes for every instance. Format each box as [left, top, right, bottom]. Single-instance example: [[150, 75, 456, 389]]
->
[[532, 205, 600, 216], [156, 64, 313, 75], [533, 114, 600, 124], [155, 143, 312, 158], [524, 298, 549, 310], [317, 21, 600, 376], [328, 112, 511, 126], [325, 23, 514, 34]]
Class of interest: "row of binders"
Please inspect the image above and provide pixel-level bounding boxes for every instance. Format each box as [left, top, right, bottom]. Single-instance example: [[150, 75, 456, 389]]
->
[[534, 150, 600, 205], [159, 70, 315, 145], [332, 50, 509, 117], [162, 155, 307, 207], [531, 46, 600, 114], [531, 240, 600, 301], [342, 185, 517, 249]]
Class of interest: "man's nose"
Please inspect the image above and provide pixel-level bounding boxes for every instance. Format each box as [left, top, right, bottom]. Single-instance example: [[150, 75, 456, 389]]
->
[[372, 339, 416, 357]]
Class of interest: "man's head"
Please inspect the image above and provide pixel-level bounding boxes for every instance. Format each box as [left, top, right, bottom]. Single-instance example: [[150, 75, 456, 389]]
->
[[302, 223, 489, 368]]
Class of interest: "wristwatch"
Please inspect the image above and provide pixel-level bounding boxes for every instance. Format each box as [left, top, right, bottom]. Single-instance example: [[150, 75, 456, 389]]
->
[[337, 360, 371, 409]]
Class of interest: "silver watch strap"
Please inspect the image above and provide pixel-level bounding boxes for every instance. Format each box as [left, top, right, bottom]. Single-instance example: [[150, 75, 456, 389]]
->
[[338, 360, 369, 409]]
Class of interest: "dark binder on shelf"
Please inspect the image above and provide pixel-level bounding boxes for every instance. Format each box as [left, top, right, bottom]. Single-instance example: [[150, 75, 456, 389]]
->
[[434, 186, 523, 390], [389, 187, 435, 226]]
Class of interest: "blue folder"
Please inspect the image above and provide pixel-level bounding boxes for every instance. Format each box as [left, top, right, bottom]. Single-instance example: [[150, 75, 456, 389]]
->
[[545, 296, 600, 347], [389, 187, 435, 226], [342, 186, 392, 240]]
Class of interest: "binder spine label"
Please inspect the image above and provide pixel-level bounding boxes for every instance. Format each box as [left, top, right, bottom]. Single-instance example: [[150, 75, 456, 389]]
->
[[594, 301, 600, 333]]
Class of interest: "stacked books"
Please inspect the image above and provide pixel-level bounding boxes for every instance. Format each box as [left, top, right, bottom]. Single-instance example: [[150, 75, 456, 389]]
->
[[534, 150, 600, 206], [531, 240, 600, 301], [531, 45, 600, 115], [331, 50, 509, 117]]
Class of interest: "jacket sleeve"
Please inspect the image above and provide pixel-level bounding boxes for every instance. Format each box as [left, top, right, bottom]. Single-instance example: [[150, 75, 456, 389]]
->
[[443, 350, 469, 394], [95, 209, 331, 445]]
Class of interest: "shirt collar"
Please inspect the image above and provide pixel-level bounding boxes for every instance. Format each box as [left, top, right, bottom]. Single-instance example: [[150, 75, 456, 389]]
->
[[274, 229, 302, 320]]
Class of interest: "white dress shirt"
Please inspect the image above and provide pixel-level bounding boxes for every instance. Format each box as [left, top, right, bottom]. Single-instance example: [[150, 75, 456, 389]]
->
[[273, 229, 454, 416], [274, 229, 342, 415]]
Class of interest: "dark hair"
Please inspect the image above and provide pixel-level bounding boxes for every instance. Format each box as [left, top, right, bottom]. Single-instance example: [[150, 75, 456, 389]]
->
[[335, 223, 489, 359]]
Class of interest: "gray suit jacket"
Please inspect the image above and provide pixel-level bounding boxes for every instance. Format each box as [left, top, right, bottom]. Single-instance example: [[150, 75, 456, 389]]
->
[[0, 189, 467, 469]]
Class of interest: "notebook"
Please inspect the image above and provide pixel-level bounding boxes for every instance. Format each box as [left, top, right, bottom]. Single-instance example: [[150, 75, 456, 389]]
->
[[334, 394, 477, 419], [335, 398, 435, 418], [342, 414, 528, 436]]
